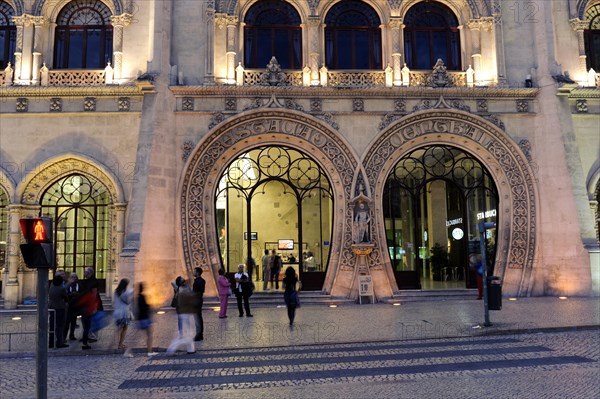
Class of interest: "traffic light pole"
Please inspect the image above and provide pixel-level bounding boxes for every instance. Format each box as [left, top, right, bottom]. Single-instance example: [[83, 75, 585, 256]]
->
[[36, 268, 49, 399], [478, 222, 496, 327]]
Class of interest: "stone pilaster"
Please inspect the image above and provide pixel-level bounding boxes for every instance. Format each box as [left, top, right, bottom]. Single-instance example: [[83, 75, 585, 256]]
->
[[389, 18, 403, 86], [570, 19, 589, 82], [226, 16, 238, 84], [111, 14, 133, 81], [205, 0, 216, 84], [31, 16, 45, 85], [307, 17, 321, 85], [467, 19, 482, 82]]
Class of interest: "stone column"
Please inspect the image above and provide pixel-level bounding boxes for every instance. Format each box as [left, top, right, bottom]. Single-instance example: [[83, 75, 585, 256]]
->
[[106, 203, 127, 293], [467, 19, 481, 82], [389, 18, 403, 86], [205, 1, 216, 84], [226, 16, 238, 84], [31, 16, 45, 85], [491, 0, 507, 86], [307, 17, 321, 85], [11, 16, 26, 84], [4, 204, 39, 309], [111, 14, 132, 81], [570, 19, 589, 84]]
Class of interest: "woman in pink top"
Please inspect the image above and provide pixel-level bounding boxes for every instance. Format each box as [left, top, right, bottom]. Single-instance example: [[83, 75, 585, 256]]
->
[[217, 268, 231, 318]]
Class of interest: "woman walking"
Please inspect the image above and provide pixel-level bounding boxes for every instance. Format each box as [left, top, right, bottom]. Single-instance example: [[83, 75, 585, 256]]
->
[[136, 282, 158, 356], [217, 268, 231, 318], [113, 278, 133, 355], [282, 266, 299, 325]]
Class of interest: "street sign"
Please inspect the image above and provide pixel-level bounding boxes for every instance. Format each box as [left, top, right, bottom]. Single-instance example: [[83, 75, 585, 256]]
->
[[358, 275, 374, 304]]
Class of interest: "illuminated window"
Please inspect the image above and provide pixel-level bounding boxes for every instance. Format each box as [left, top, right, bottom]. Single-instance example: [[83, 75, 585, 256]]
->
[[403, 1, 461, 70], [244, 0, 302, 69], [585, 5, 600, 70], [53, 0, 113, 69], [0, 1, 16, 69], [324, 0, 382, 70], [41, 174, 110, 281]]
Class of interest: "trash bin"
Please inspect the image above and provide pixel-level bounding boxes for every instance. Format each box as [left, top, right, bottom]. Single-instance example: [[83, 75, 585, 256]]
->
[[487, 276, 502, 310]]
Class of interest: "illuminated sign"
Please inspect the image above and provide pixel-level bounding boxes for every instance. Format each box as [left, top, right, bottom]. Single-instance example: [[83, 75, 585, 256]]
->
[[19, 217, 53, 243], [446, 218, 462, 227], [476, 209, 497, 220]]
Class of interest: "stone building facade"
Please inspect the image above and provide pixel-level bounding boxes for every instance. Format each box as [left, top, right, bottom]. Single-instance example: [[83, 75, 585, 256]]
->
[[0, 0, 598, 308]]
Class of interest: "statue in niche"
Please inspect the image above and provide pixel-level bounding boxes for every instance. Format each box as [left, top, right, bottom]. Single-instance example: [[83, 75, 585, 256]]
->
[[353, 201, 371, 244]]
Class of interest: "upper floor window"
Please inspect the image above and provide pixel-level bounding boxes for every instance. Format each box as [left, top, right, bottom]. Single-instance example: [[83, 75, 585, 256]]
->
[[0, 1, 16, 69], [585, 5, 600, 70], [404, 1, 461, 70], [244, 0, 302, 69], [325, 1, 382, 70], [54, 0, 113, 69]]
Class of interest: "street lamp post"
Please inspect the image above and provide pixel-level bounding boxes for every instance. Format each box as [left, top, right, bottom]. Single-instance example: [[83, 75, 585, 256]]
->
[[479, 221, 496, 327]]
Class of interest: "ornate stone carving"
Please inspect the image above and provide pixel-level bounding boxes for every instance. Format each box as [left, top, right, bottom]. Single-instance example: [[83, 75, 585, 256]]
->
[[182, 97, 194, 111], [208, 113, 227, 129], [118, 97, 130, 112], [16, 98, 27, 112], [314, 112, 339, 130], [260, 57, 288, 86], [224, 97, 237, 111], [394, 99, 406, 112], [431, 59, 451, 87], [516, 100, 529, 112], [363, 110, 537, 295], [21, 158, 118, 204], [576, 99, 588, 113], [182, 141, 194, 162], [353, 99, 364, 112], [310, 98, 322, 112], [50, 98, 62, 112], [48, 70, 106, 86], [181, 111, 358, 277], [477, 99, 488, 113], [83, 97, 96, 112], [518, 139, 533, 161], [284, 98, 304, 111]]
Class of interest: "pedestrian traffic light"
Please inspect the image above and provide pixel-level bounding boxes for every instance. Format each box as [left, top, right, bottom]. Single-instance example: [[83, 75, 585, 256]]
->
[[19, 217, 54, 268]]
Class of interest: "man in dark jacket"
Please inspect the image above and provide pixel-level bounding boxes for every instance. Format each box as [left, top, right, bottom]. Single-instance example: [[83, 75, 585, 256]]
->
[[192, 267, 206, 341]]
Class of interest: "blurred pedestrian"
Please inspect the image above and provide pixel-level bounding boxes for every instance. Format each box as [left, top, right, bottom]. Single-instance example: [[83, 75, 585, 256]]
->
[[113, 278, 133, 355], [269, 250, 282, 290], [246, 256, 256, 282], [167, 276, 196, 354], [217, 268, 231, 318], [192, 267, 205, 341], [136, 282, 157, 356], [49, 274, 68, 348], [79, 267, 100, 350], [282, 266, 299, 325]]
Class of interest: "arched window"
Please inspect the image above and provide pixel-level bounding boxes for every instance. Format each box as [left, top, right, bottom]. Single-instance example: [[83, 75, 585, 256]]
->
[[324, 0, 382, 70], [0, 1, 16, 69], [404, 1, 461, 70], [585, 5, 600, 70], [41, 174, 110, 283], [244, 0, 302, 69], [54, 0, 113, 69]]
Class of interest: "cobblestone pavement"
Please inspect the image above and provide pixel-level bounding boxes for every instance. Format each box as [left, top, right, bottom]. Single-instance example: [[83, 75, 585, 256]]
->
[[1, 330, 598, 399]]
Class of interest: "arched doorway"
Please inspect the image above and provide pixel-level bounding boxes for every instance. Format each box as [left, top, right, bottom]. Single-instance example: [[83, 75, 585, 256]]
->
[[40, 173, 110, 289], [216, 146, 334, 290], [383, 145, 498, 289]]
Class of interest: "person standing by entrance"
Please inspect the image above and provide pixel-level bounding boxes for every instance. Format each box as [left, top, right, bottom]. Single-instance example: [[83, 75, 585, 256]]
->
[[246, 256, 256, 282], [234, 264, 253, 317], [282, 266, 299, 325], [192, 267, 205, 341], [217, 268, 231, 318], [269, 250, 282, 290], [262, 250, 270, 289]]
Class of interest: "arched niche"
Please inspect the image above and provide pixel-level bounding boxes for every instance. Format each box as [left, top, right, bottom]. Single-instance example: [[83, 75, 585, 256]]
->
[[363, 109, 538, 297], [179, 109, 359, 295]]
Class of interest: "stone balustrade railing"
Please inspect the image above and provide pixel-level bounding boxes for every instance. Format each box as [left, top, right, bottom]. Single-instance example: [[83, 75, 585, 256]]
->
[[47, 70, 106, 86]]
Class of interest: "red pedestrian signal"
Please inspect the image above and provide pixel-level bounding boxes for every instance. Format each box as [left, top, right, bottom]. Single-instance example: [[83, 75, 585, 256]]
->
[[20, 217, 53, 243], [19, 217, 54, 268]]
